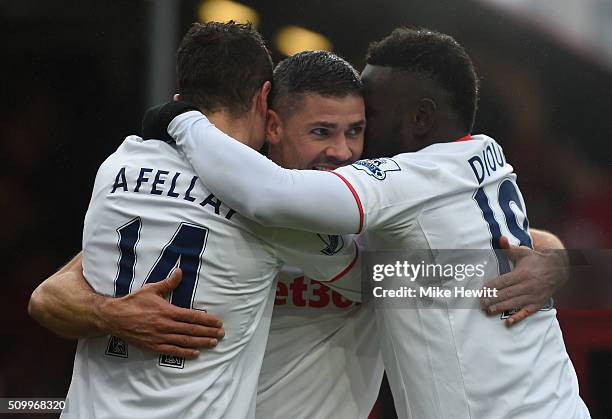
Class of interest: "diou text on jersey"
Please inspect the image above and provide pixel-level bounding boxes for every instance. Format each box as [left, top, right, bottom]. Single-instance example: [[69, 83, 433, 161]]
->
[[468, 141, 506, 185]]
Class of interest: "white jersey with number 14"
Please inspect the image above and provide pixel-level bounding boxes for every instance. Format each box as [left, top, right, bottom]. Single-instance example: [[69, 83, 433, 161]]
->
[[62, 136, 359, 419]]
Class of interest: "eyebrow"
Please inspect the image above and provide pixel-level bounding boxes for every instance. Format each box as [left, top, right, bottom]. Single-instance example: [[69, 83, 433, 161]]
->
[[349, 119, 366, 127], [309, 121, 338, 129], [308, 119, 366, 129]]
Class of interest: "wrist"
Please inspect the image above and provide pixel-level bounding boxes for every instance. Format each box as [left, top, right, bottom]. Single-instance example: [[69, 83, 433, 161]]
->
[[541, 247, 569, 265], [541, 248, 570, 285], [160, 101, 199, 130], [141, 101, 199, 143], [91, 294, 116, 335]]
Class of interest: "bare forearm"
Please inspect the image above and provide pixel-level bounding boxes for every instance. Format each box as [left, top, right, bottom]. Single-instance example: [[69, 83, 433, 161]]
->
[[531, 228, 569, 270], [29, 252, 224, 357], [28, 253, 110, 339]]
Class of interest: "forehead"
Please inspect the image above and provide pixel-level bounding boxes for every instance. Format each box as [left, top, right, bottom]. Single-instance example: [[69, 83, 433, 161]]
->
[[361, 64, 394, 88], [286, 93, 365, 122]]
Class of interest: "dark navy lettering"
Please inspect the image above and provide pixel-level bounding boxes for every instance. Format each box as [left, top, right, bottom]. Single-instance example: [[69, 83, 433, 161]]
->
[[200, 194, 222, 215], [151, 170, 169, 195], [167, 172, 181, 197], [110, 167, 237, 221], [111, 167, 128, 193], [468, 142, 506, 185], [184, 176, 198, 202], [134, 168, 153, 192]]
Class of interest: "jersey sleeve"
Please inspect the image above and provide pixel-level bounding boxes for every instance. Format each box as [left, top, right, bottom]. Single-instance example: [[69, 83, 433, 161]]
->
[[334, 157, 439, 231], [261, 227, 362, 302], [168, 111, 362, 234]]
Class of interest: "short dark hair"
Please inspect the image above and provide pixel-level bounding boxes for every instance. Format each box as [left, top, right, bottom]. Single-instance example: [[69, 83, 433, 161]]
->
[[176, 21, 273, 117], [270, 50, 362, 117], [366, 28, 479, 132]]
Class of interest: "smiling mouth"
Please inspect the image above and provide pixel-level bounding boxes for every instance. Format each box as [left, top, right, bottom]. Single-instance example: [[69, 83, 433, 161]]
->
[[312, 164, 339, 171]]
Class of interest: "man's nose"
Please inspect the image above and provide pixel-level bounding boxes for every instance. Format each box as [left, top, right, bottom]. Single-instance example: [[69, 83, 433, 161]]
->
[[326, 136, 353, 162]]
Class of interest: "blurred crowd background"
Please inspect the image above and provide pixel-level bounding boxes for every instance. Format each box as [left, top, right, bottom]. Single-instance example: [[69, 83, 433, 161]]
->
[[2, 0, 611, 417]]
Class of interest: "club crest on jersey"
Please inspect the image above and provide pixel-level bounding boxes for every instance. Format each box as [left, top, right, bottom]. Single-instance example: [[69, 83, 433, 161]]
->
[[317, 234, 344, 255], [159, 354, 185, 369], [352, 158, 400, 180], [106, 335, 128, 358]]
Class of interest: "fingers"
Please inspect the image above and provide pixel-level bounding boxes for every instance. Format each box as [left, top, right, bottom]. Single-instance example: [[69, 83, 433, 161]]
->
[[150, 268, 183, 297], [484, 280, 527, 307], [160, 322, 225, 340], [161, 333, 219, 349], [170, 307, 223, 328], [484, 295, 529, 315], [153, 344, 200, 360], [506, 305, 539, 326], [124, 329, 220, 359], [119, 323, 222, 359], [483, 270, 525, 298], [503, 245, 533, 264], [499, 235, 510, 250]]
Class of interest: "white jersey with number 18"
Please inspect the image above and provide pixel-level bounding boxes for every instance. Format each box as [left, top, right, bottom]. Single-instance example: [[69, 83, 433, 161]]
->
[[334, 135, 590, 419], [62, 136, 359, 419]]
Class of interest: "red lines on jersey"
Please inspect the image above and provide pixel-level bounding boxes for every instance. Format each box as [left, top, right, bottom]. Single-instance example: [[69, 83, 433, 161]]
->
[[328, 171, 364, 233], [454, 134, 473, 142]]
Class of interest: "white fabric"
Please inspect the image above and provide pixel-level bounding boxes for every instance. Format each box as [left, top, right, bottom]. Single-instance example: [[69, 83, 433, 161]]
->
[[170, 112, 590, 419], [257, 266, 384, 419], [336, 136, 590, 419], [63, 136, 360, 419]]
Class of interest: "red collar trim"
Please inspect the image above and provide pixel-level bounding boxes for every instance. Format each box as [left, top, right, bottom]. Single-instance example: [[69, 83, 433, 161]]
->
[[454, 135, 473, 142]]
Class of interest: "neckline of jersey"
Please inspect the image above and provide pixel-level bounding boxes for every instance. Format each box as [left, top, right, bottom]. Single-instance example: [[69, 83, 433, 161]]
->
[[454, 135, 473, 142]]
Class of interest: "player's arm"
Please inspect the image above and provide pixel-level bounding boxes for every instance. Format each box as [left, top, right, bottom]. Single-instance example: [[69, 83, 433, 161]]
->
[[264, 229, 362, 302], [159, 104, 362, 234], [28, 252, 225, 358], [28, 252, 106, 339], [481, 229, 568, 325]]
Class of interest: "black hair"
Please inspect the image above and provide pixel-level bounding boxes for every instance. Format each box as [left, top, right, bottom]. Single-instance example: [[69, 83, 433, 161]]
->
[[270, 50, 362, 117], [366, 27, 479, 132], [176, 21, 273, 117]]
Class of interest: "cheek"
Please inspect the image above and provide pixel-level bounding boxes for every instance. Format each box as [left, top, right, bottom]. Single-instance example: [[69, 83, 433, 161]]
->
[[350, 139, 365, 161], [288, 141, 326, 168], [301, 143, 327, 163]]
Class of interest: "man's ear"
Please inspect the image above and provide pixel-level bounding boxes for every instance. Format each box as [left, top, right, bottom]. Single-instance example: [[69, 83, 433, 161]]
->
[[256, 81, 272, 116], [413, 97, 436, 136], [266, 109, 283, 145], [173, 93, 181, 102]]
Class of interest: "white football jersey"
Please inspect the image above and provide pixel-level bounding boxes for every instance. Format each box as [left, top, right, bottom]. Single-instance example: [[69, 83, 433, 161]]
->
[[335, 135, 590, 419], [256, 266, 384, 419], [166, 113, 590, 419], [62, 136, 359, 419]]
